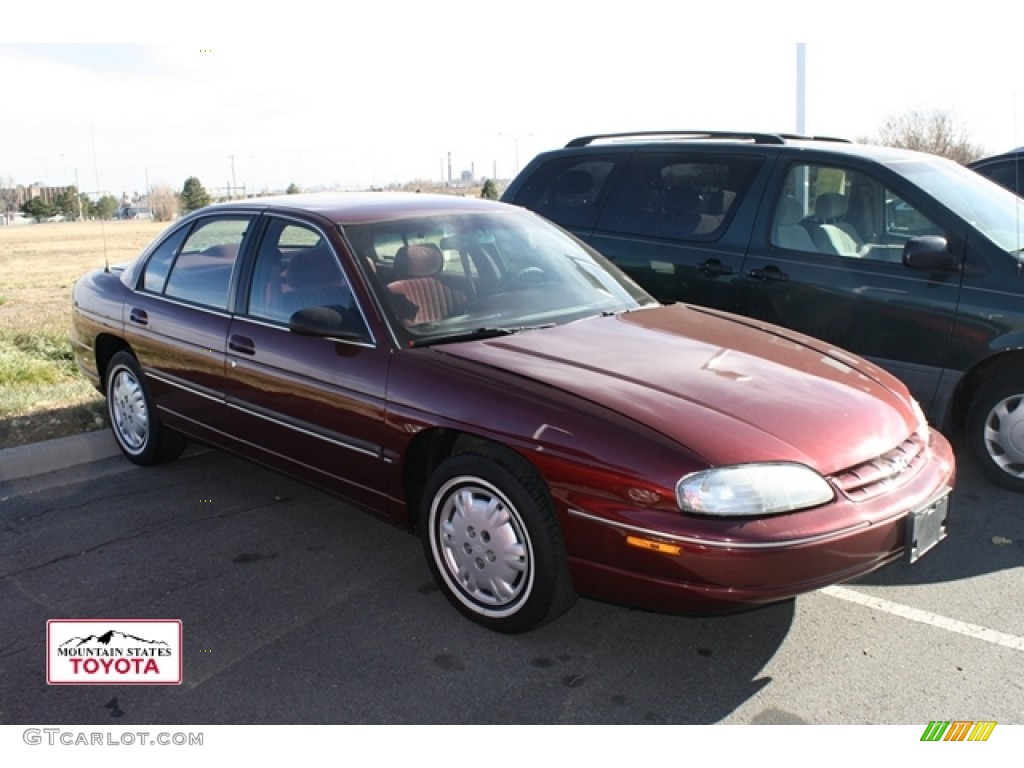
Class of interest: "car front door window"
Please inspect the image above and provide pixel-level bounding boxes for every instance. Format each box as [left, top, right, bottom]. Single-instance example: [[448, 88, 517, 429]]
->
[[771, 164, 941, 263]]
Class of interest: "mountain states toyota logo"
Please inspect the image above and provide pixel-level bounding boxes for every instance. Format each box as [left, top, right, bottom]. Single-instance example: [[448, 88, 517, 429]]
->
[[47, 620, 182, 685]]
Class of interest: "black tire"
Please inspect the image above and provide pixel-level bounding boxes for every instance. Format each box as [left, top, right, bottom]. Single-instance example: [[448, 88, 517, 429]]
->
[[105, 351, 186, 466], [419, 449, 577, 633], [966, 376, 1024, 493]]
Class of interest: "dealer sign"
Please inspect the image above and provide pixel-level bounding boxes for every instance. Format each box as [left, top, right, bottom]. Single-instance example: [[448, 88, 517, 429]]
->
[[47, 619, 183, 685]]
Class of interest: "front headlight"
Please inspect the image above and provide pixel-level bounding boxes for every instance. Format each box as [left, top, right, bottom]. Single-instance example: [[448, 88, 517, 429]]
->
[[911, 398, 930, 442], [676, 463, 834, 517]]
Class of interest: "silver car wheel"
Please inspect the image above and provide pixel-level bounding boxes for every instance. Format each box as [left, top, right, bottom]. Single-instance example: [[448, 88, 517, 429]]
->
[[110, 365, 150, 454], [429, 475, 534, 617]]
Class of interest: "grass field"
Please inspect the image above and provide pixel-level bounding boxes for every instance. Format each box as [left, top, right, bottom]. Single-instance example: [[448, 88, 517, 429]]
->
[[0, 219, 169, 448]]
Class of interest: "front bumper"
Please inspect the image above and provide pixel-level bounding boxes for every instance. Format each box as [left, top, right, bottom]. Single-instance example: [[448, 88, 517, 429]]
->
[[560, 431, 956, 615]]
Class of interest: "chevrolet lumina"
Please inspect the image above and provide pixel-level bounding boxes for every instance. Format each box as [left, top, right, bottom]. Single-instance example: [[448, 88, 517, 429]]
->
[[70, 193, 954, 632]]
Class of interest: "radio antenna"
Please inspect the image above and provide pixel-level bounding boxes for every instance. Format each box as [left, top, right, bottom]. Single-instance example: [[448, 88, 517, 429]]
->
[[90, 126, 110, 273]]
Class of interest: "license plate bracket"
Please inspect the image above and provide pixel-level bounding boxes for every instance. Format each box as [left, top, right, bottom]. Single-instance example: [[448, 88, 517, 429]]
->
[[906, 491, 950, 563]]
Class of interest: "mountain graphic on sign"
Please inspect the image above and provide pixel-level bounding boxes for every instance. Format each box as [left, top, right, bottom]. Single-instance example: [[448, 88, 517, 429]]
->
[[59, 630, 170, 649]]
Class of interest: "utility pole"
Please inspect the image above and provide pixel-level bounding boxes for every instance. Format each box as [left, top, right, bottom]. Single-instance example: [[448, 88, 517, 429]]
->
[[499, 132, 532, 175], [796, 43, 806, 135]]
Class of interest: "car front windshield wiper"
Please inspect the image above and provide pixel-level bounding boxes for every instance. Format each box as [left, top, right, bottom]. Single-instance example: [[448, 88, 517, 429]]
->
[[409, 325, 554, 348]]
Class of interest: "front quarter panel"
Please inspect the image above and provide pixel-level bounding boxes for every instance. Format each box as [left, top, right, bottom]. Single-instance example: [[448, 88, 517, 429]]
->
[[383, 347, 701, 520]]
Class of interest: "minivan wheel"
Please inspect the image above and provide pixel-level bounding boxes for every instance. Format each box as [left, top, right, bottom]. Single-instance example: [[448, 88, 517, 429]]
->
[[106, 351, 186, 466], [966, 377, 1024, 493], [419, 450, 576, 633]]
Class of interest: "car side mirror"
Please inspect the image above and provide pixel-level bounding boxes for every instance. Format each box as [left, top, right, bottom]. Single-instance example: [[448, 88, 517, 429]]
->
[[289, 306, 366, 341], [903, 236, 959, 272]]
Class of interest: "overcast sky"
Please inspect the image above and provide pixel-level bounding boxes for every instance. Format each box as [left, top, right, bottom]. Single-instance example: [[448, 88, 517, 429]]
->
[[3, 1, 1021, 198]]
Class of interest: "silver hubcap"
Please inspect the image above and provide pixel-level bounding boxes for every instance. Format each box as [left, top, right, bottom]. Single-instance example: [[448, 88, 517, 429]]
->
[[431, 476, 532, 616], [110, 367, 149, 453], [982, 394, 1024, 478]]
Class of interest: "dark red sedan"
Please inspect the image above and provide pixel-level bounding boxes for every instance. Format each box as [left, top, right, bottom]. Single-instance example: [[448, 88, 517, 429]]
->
[[71, 193, 954, 632]]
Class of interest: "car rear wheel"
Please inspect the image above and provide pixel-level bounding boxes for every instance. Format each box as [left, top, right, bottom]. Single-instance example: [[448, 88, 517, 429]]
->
[[420, 449, 576, 633], [106, 351, 186, 466], [966, 376, 1024, 493]]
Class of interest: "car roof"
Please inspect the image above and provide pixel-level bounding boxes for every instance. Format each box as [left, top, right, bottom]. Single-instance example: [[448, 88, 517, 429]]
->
[[197, 192, 512, 225]]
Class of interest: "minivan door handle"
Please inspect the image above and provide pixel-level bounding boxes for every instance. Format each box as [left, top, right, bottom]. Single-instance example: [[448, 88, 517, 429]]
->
[[698, 259, 734, 277], [749, 266, 789, 283], [129, 307, 148, 325]]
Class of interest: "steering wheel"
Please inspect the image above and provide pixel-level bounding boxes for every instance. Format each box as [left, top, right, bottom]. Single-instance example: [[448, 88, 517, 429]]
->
[[492, 266, 545, 293]]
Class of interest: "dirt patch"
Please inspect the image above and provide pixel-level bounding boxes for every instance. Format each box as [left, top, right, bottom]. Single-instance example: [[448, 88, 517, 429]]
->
[[0, 400, 109, 449]]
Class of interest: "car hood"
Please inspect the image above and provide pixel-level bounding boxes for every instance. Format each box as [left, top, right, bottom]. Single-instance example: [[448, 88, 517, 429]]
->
[[438, 304, 919, 475]]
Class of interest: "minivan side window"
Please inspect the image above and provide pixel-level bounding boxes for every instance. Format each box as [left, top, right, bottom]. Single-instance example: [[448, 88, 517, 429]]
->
[[595, 153, 762, 241], [771, 163, 942, 262], [510, 156, 618, 229]]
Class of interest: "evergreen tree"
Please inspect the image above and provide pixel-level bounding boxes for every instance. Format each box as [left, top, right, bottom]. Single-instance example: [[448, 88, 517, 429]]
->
[[22, 197, 56, 221], [480, 178, 499, 200], [180, 176, 211, 212]]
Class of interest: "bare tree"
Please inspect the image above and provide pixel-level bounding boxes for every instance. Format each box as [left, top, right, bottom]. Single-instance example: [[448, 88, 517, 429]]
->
[[0, 174, 18, 223], [869, 108, 985, 164], [149, 184, 180, 222]]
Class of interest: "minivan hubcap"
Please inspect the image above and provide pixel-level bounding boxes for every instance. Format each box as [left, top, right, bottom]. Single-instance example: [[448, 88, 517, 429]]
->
[[982, 394, 1024, 477]]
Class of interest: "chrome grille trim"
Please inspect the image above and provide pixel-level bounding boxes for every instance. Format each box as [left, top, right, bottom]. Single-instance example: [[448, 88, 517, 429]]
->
[[830, 434, 927, 501]]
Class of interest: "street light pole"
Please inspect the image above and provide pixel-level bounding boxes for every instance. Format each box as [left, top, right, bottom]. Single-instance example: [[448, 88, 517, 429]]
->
[[498, 132, 532, 176]]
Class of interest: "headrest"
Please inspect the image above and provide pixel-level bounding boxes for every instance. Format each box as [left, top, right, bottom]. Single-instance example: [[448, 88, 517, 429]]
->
[[665, 185, 700, 212], [558, 169, 594, 196], [395, 243, 442, 278], [288, 247, 339, 289], [776, 197, 804, 225], [706, 189, 736, 215], [815, 193, 848, 221]]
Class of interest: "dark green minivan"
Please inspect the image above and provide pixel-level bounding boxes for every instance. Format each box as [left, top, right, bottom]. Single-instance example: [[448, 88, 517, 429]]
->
[[504, 131, 1024, 491]]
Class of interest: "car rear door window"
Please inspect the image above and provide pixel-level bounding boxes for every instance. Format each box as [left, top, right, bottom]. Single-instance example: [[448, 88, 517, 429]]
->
[[141, 227, 188, 293], [596, 153, 761, 241], [162, 216, 251, 310]]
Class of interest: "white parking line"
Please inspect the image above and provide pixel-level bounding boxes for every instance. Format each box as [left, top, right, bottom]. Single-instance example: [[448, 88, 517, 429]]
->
[[822, 585, 1024, 652]]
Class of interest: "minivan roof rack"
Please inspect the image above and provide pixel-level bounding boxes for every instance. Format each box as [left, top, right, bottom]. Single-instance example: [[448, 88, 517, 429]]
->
[[564, 131, 852, 148]]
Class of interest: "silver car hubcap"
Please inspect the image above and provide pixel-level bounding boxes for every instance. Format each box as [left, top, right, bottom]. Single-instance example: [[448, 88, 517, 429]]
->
[[431, 476, 532, 616], [982, 394, 1024, 478], [111, 367, 149, 453]]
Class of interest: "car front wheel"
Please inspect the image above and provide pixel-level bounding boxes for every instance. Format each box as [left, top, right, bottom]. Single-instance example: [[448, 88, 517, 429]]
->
[[105, 350, 186, 466], [420, 450, 576, 633], [966, 376, 1024, 492]]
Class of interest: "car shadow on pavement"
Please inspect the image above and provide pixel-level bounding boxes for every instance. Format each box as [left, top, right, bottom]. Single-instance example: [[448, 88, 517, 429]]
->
[[0, 447, 795, 726]]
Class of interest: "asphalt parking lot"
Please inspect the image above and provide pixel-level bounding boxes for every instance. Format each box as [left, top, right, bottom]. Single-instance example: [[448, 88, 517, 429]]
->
[[1, 431, 1021, 725]]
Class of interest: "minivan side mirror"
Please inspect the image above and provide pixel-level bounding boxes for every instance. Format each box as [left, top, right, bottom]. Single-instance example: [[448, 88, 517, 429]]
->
[[903, 236, 960, 272]]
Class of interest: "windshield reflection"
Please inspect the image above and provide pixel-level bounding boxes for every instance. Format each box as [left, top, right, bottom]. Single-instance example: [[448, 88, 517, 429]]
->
[[893, 157, 1024, 254], [343, 210, 657, 344]]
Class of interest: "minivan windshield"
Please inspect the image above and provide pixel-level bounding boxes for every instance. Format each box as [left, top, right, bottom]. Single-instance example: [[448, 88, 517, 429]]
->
[[343, 210, 657, 344], [892, 157, 1024, 255]]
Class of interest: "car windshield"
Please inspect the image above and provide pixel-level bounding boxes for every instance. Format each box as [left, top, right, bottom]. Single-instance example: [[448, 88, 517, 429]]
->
[[890, 157, 1024, 255], [342, 210, 657, 344]]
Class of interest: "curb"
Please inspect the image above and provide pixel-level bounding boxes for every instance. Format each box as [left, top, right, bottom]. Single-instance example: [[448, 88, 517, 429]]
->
[[0, 430, 121, 484]]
